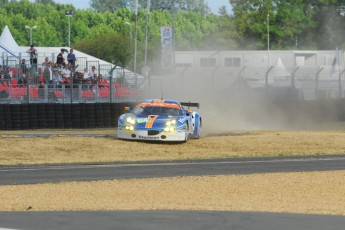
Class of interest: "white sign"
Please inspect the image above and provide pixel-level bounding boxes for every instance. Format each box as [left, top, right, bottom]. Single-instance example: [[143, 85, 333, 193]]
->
[[161, 26, 173, 69]]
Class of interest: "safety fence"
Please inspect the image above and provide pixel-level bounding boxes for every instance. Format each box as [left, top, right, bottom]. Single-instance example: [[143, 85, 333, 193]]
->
[[1, 99, 345, 130]]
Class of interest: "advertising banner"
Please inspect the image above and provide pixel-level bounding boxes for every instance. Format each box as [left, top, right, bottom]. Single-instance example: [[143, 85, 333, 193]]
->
[[161, 26, 173, 69]]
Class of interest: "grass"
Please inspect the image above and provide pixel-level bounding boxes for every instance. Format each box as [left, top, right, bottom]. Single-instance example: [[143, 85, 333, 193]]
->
[[0, 129, 345, 165], [1, 171, 345, 214], [2, 129, 345, 215]]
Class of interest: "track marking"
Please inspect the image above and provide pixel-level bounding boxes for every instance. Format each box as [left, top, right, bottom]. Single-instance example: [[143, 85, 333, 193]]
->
[[0, 228, 21, 230]]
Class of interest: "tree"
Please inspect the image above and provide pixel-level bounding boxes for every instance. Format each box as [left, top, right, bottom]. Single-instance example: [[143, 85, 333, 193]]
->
[[0, 0, 8, 7], [90, 0, 128, 13], [148, 0, 210, 15], [35, 0, 56, 5], [90, 0, 210, 15], [74, 31, 132, 68], [229, 0, 345, 50]]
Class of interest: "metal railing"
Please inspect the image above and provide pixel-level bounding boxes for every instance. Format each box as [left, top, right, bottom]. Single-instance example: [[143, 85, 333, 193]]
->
[[0, 79, 144, 104]]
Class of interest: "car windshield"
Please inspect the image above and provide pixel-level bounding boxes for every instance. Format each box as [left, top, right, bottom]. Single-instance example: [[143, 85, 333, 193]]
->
[[133, 106, 184, 116]]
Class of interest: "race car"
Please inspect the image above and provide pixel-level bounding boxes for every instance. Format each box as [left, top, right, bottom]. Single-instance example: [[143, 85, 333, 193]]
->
[[117, 99, 202, 142]]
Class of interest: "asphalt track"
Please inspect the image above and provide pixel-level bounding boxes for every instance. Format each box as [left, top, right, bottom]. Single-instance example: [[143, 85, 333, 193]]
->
[[0, 210, 345, 230], [1, 155, 345, 185], [2, 154, 345, 229]]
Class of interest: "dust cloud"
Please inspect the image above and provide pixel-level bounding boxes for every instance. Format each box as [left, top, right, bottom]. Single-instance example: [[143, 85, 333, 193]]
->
[[144, 70, 341, 135]]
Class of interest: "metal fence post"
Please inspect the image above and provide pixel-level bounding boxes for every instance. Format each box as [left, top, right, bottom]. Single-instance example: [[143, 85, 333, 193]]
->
[[315, 66, 323, 92], [265, 66, 274, 88], [291, 67, 299, 89], [338, 69, 345, 98]]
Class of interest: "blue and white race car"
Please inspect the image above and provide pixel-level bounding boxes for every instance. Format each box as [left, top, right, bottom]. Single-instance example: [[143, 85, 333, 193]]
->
[[117, 99, 202, 142]]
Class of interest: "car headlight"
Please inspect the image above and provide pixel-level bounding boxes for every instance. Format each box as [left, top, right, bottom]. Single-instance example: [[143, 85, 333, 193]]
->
[[164, 120, 176, 132], [164, 127, 175, 132], [125, 125, 135, 131], [165, 120, 176, 126], [126, 117, 136, 125]]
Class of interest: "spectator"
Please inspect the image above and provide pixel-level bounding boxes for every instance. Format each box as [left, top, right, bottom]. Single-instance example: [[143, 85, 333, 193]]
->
[[42, 57, 50, 67], [20, 59, 28, 75], [43, 61, 53, 86], [38, 81, 45, 98], [56, 49, 65, 66], [97, 74, 109, 88], [67, 48, 76, 67], [3, 67, 11, 81], [10, 75, 17, 88], [52, 64, 62, 85], [84, 78, 93, 90], [27, 44, 38, 68], [61, 63, 72, 85], [88, 66, 97, 79], [82, 68, 90, 81], [17, 74, 27, 87]]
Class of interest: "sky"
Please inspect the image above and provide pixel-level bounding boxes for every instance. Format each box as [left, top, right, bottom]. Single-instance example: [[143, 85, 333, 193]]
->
[[29, 0, 232, 14]]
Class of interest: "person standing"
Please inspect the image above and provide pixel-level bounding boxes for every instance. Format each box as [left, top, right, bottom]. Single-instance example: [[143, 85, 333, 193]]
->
[[27, 44, 38, 82], [43, 61, 53, 86], [67, 48, 76, 68], [56, 49, 65, 66], [27, 44, 38, 68], [20, 59, 28, 75], [88, 66, 97, 80]]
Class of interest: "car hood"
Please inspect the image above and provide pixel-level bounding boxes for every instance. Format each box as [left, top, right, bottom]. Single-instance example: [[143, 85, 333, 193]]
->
[[122, 114, 186, 129]]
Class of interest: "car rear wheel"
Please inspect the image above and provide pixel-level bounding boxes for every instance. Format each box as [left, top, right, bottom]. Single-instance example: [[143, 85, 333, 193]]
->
[[195, 118, 202, 139]]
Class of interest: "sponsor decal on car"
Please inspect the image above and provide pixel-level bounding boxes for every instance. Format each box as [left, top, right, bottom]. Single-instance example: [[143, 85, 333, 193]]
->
[[178, 117, 186, 123], [138, 135, 160, 140], [137, 118, 149, 123]]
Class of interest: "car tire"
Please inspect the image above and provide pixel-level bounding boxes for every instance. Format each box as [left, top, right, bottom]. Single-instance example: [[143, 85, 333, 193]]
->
[[195, 118, 202, 139]]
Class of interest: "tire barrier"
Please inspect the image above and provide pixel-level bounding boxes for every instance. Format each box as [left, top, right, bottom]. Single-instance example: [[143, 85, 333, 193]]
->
[[0, 102, 136, 130], [2, 100, 345, 131]]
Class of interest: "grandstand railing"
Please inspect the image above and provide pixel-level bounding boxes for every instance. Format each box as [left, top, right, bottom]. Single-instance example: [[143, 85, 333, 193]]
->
[[1, 51, 146, 88], [0, 79, 144, 104]]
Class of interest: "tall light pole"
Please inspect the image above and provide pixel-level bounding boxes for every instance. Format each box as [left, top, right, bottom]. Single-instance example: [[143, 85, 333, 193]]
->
[[25, 25, 37, 45], [144, 0, 150, 67], [267, 14, 270, 52], [134, 0, 138, 86], [65, 10, 74, 47], [125, 22, 133, 73], [267, 14, 270, 67]]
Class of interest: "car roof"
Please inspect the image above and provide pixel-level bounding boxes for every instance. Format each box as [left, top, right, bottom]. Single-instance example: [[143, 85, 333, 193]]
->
[[137, 99, 182, 109]]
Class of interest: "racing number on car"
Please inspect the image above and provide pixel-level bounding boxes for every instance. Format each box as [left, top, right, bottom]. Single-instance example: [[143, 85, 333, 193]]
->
[[145, 115, 158, 128]]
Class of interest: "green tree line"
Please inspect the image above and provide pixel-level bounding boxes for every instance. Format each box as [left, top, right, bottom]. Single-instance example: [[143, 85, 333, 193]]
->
[[0, 0, 344, 71]]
